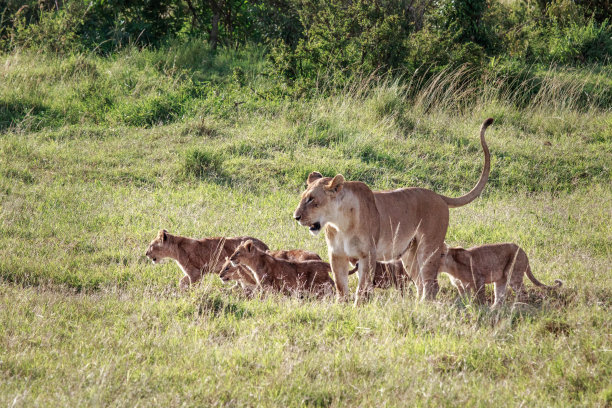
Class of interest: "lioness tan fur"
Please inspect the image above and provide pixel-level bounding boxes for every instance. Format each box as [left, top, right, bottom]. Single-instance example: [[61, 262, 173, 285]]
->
[[441, 243, 563, 307], [293, 119, 494, 304], [228, 240, 335, 296], [219, 249, 322, 294], [145, 230, 268, 289]]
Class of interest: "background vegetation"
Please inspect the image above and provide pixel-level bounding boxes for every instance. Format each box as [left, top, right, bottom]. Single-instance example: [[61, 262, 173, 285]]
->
[[0, 0, 610, 406]]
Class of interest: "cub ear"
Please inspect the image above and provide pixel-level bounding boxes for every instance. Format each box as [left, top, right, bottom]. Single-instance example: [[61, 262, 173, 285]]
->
[[244, 240, 254, 253], [325, 174, 345, 193], [307, 171, 323, 185], [158, 229, 168, 242]]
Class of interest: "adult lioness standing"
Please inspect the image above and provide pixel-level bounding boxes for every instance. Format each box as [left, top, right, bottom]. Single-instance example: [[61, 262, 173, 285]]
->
[[293, 118, 493, 304]]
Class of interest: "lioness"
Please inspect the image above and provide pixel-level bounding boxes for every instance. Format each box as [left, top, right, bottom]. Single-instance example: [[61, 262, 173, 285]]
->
[[145, 230, 268, 289], [294, 119, 494, 304], [219, 249, 322, 294], [228, 240, 335, 296], [441, 243, 563, 307]]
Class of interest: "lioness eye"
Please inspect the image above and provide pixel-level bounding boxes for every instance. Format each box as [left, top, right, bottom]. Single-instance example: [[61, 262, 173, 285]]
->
[[307, 196, 314, 204]]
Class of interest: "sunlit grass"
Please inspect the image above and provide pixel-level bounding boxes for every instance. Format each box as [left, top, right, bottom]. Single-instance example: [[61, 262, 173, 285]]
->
[[0, 45, 611, 406]]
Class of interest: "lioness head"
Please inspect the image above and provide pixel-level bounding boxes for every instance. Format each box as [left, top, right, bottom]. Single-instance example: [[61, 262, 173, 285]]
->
[[145, 229, 171, 263], [293, 172, 345, 235], [229, 239, 258, 265]]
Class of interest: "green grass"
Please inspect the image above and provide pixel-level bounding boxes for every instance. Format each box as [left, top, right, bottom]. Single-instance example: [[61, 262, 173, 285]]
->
[[0, 45, 611, 406]]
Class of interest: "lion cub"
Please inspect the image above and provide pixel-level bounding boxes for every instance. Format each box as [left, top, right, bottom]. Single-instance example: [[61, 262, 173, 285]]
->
[[145, 229, 268, 289], [219, 249, 322, 295], [228, 240, 335, 296], [349, 260, 411, 292], [441, 243, 562, 307], [267, 249, 321, 262], [219, 258, 259, 293]]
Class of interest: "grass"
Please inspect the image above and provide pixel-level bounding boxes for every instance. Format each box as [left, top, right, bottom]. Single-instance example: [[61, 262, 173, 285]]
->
[[0, 44, 611, 406]]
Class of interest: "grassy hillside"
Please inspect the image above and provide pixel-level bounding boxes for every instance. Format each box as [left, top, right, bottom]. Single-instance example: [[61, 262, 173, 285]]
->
[[1, 46, 611, 407]]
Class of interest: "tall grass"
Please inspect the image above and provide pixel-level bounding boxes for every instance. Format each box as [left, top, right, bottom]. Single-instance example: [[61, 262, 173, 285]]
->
[[0, 44, 611, 406]]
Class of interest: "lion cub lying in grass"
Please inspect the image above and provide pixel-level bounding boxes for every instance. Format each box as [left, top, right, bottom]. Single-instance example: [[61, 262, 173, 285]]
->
[[145, 230, 268, 289], [219, 249, 322, 294], [224, 240, 335, 296], [441, 243, 563, 307]]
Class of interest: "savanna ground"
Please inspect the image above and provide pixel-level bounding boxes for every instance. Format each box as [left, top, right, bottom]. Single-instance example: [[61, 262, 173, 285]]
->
[[1, 46, 611, 406]]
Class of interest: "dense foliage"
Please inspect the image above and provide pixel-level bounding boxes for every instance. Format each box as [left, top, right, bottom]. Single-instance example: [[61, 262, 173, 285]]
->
[[1, 0, 609, 78]]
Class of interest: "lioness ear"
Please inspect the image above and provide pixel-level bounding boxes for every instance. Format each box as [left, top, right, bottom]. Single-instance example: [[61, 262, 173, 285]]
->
[[244, 240, 254, 253], [325, 174, 345, 193], [159, 229, 168, 242], [307, 171, 323, 185]]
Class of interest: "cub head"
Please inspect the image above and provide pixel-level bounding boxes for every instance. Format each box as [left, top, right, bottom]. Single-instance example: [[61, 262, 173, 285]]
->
[[229, 240, 259, 265], [220, 257, 257, 286], [145, 229, 171, 263], [219, 257, 240, 282], [442, 246, 471, 271], [293, 172, 345, 236]]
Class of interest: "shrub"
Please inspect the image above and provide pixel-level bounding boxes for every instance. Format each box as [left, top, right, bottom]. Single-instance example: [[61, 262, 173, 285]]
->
[[182, 148, 227, 181], [8, 2, 86, 53], [547, 20, 612, 64]]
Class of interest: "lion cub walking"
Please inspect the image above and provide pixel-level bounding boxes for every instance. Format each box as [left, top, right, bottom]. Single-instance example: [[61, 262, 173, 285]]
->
[[227, 240, 335, 296], [219, 249, 322, 295], [145, 230, 268, 289], [441, 243, 562, 307]]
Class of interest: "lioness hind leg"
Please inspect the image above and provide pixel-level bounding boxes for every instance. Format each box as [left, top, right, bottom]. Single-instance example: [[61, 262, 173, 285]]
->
[[400, 243, 422, 299], [417, 244, 444, 301]]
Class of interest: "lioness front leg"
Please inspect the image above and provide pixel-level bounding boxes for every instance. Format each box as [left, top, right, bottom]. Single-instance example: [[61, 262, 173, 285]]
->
[[330, 254, 350, 302], [354, 251, 375, 306]]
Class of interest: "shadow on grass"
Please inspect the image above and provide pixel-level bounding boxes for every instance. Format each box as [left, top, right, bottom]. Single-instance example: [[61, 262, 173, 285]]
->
[[0, 100, 50, 131]]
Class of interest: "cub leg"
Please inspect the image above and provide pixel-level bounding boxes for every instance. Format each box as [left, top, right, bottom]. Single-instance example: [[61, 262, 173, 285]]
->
[[492, 278, 508, 308], [448, 275, 468, 297], [508, 255, 528, 302], [179, 275, 191, 290], [473, 276, 487, 304]]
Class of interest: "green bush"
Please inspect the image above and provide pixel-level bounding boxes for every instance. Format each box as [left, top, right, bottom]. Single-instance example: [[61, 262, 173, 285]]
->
[[547, 20, 612, 64], [269, 0, 415, 83], [8, 2, 86, 53]]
